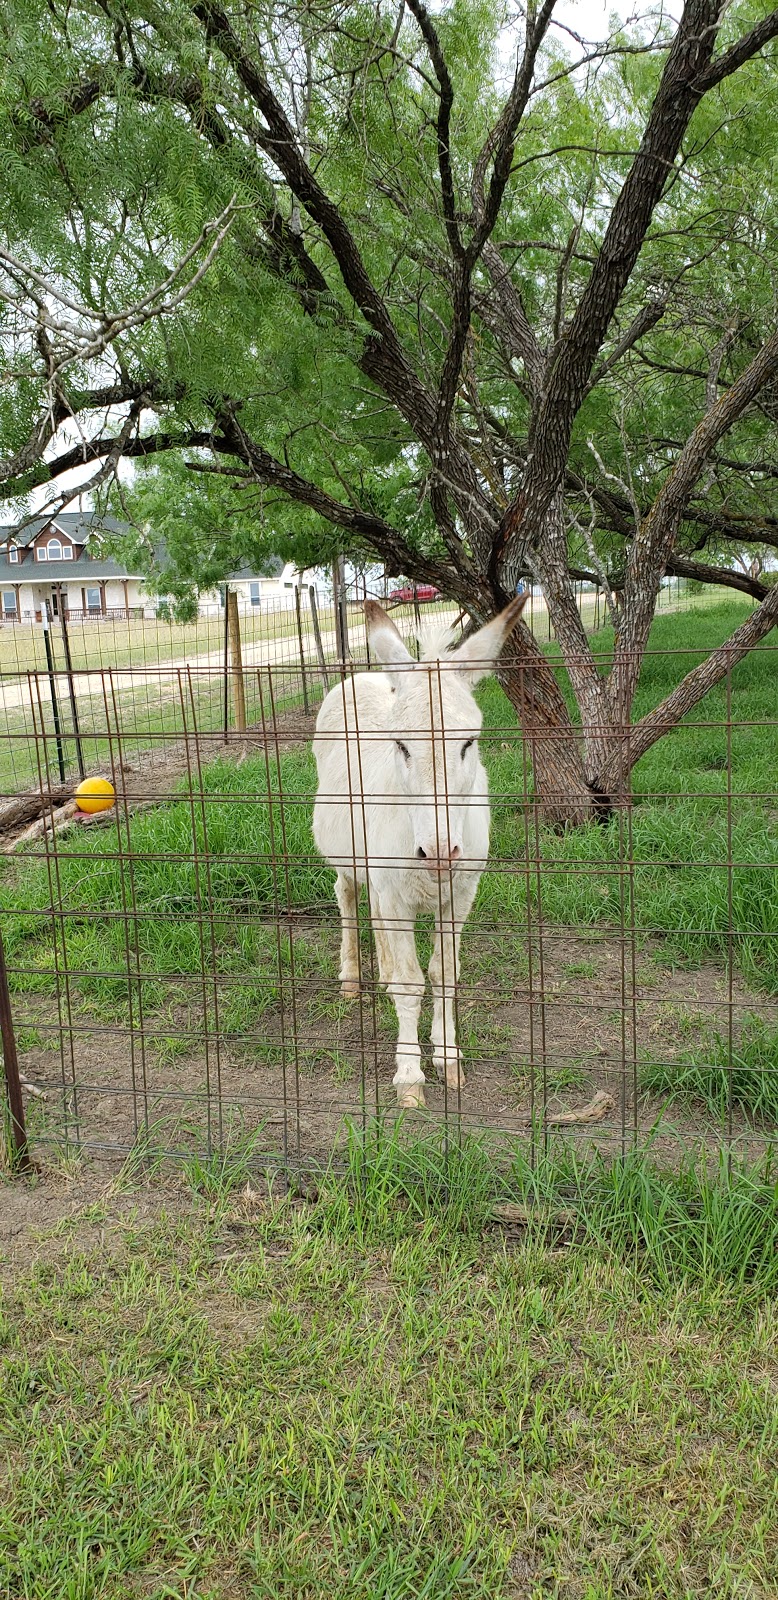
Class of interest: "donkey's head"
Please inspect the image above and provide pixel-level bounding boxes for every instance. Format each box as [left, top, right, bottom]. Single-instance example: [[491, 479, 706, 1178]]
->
[[364, 595, 528, 871]]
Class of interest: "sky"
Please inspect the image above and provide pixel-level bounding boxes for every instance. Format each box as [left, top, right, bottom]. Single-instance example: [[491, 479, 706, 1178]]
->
[[555, 1, 624, 39], [26, 0, 629, 521]]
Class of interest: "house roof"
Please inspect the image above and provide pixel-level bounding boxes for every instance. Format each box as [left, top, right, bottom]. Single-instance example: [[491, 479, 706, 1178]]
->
[[228, 564, 286, 581], [0, 512, 127, 548], [0, 557, 142, 582]]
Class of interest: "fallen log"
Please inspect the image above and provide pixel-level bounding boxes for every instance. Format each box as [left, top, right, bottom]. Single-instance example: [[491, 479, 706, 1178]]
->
[[2, 799, 79, 853], [0, 783, 77, 834]]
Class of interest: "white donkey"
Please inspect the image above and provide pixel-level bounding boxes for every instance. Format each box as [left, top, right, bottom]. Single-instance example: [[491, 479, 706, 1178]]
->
[[312, 595, 527, 1108]]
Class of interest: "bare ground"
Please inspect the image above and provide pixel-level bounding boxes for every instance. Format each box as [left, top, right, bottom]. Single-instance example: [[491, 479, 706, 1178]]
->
[[11, 920, 777, 1178]]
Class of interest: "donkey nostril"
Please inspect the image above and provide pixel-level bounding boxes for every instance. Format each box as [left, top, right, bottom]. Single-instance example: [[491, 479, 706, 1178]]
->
[[416, 846, 427, 859], [449, 845, 461, 860]]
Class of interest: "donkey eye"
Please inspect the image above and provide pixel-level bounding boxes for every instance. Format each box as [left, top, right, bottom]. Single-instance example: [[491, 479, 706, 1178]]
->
[[461, 739, 475, 759], [396, 740, 411, 762]]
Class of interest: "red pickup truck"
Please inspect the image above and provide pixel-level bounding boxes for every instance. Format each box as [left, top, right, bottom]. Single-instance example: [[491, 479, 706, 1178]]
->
[[387, 584, 440, 604]]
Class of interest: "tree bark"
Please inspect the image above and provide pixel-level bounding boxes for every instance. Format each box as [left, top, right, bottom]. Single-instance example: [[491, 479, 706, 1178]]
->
[[499, 627, 606, 828]]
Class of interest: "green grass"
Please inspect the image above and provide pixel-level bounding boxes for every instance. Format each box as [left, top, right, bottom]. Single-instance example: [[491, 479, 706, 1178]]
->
[[641, 1015, 778, 1121], [0, 602, 320, 678], [480, 599, 778, 993], [337, 1121, 778, 1298], [2, 1138, 778, 1598]]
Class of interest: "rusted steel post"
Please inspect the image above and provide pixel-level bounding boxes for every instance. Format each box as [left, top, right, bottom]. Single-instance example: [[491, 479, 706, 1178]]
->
[[412, 581, 421, 660], [337, 554, 349, 662], [0, 925, 31, 1172], [222, 585, 229, 736], [59, 601, 86, 779], [42, 604, 66, 783]]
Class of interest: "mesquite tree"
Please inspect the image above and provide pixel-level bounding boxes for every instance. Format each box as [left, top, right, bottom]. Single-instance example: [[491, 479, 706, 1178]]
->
[[2, 0, 778, 823]]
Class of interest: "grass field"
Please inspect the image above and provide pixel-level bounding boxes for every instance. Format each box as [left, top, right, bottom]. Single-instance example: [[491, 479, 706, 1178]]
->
[[2, 1135, 778, 1599], [0, 603, 310, 677]]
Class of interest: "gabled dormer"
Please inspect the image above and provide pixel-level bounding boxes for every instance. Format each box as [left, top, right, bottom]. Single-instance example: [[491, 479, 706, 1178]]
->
[[32, 521, 80, 564]]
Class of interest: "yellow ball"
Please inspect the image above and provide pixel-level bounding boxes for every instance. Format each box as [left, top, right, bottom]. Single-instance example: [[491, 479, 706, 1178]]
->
[[75, 776, 116, 814]]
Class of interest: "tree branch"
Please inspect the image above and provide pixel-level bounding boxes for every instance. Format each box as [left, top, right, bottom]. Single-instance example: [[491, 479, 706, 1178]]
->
[[212, 411, 470, 601], [425, 0, 556, 452], [699, 9, 778, 90], [600, 587, 778, 787], [405, 0, 463, 261], [491, 0, 726, 587], [621, 323, 778, 656]]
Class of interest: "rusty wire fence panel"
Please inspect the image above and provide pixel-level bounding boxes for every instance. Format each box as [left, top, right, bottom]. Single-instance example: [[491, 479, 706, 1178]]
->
[[1, 629, 776, 1173], [0, 594, 457, 795], [0, 580, 706, 798]]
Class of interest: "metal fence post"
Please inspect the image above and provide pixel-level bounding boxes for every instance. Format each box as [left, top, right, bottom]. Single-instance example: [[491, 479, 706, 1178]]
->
[[222, 585, 230, 737], [226, 586, 247, 733], [309, 585, 329, 691], [59, 600, 85, 779], [42, 603, 66, 783], [294, 582, 310, 714], [0, 925, 31, 1172]]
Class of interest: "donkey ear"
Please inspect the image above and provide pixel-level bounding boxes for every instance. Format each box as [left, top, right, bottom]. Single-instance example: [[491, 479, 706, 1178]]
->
[[364, 600, 415, 670], [451, 593, 529, 683]]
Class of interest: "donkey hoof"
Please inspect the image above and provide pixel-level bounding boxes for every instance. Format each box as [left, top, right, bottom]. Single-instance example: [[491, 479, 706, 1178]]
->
[[435, 1055, 465, 1092], [340, 978, 361, 998], [397, 1084, 426, 1110]]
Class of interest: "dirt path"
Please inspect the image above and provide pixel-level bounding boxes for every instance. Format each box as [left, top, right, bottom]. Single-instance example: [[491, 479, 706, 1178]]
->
[[0, 608, 464, 714]]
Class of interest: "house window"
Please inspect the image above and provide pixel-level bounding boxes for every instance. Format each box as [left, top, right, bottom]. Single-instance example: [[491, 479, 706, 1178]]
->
[[249, 582, 261, 607], [8, 547, 18, 564], [36, 546, 47, 561], [3, 591, 17, 616], [46, 539, 63, 561], [86, 587, 101, 613], [61, 545, 73, 560]]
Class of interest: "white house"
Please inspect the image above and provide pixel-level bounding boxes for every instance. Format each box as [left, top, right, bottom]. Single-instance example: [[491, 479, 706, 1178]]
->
[[197, 563, 330, 616], [0, 512, 376, 623], [0, 513, 148, 622]]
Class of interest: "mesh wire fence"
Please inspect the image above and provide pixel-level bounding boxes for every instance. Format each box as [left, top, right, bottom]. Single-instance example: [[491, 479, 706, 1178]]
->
[[0, 595, 775, 1173]]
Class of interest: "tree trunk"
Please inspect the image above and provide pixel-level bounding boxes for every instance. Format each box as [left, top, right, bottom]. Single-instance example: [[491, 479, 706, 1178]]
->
[[505, 584, 778, 827], [499, 640, 607, 828]]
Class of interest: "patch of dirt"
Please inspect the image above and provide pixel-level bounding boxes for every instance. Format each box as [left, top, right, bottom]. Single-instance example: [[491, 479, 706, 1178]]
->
[[117, 705, 317, 806], [10, 922, 777, 1178], [0, 1168, 187, 1281]]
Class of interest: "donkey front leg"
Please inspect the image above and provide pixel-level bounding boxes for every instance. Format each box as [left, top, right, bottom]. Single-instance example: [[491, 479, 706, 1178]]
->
[[429, 883, 473, 1091], [381, 913, 426, 1109], [334, 872, 360, 996], [371, 905, 394, 988]]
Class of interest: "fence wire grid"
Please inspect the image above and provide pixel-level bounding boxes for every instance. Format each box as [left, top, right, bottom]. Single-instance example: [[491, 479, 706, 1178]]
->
[[0, 595, 776, 1174]]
